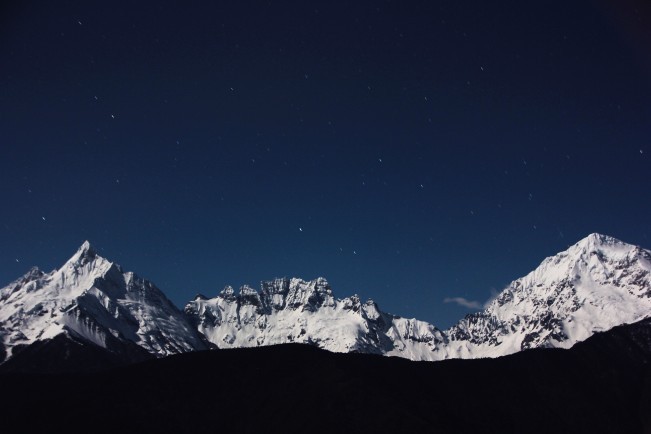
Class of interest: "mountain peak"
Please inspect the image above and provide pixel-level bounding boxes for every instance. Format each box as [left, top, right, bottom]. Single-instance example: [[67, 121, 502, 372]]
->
[[448, 233, 651, 358], [63, 240, 102, 268], [0, 241, 210, 362], [575, 233, 622, 250], [78, 240, 96, 255], [3, 234, 651, 366]]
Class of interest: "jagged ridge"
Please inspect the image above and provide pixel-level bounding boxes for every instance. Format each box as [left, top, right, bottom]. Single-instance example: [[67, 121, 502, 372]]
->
[[0, 241, 210, 364], [184, 233, 651, 361], [441, 233, 651, 358], [1, 233, 650, 366], [184, 277, 444, 358]]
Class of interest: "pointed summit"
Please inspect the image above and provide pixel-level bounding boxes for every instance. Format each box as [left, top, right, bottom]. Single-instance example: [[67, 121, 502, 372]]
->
[[67, 240, 99, 266], [574, 233, 623, 251], [78, 240, 96, 255], [0, 240, 210, 364], [447, 233, 651, 359], [566, 233, 637, 265]]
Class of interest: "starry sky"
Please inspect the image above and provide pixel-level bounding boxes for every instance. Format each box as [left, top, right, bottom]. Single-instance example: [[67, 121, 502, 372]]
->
[[2, 0, 650, 328]]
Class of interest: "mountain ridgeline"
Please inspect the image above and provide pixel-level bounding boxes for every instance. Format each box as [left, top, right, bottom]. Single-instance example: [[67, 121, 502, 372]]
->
[[1, 233, 650, 370], [184, 233, 651, 360], [1, 319, 650, 434], [0, 242, 211, 370]]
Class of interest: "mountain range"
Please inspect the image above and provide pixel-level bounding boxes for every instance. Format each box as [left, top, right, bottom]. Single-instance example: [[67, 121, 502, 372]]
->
[[1, 233, 650, 370], [1, 319, 650, 433]]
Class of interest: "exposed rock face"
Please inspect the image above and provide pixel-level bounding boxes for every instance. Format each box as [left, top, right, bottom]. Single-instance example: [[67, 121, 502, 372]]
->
[[0, 241, 210, 364], [185, 233, 651, 361], [2, 233, 650, 365], [443, 233, 651, 359]]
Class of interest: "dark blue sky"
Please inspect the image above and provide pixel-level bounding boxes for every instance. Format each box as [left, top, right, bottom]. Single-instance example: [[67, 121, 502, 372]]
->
[[2, 0, 650, 328]]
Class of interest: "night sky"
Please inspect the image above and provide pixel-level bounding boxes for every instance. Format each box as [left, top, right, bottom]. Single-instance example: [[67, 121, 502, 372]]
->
[[2, 1, 650, 328]]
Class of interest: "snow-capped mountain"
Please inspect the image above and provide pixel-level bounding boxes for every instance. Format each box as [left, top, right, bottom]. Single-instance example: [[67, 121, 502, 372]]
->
[[442, 233, 651, 359], [184, 277, 445, 359], [185, 233, 651, 361], [1, 233, 650, 367], [0, 241, 209, 365]]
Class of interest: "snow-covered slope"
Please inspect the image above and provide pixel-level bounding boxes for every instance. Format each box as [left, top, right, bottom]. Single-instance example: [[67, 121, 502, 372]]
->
[[0, 242, 209, 363], [185, 233, 651, 361], [184, 277, 446, 359], [2, 233, 650, 366], [441, 233, 651, 359]]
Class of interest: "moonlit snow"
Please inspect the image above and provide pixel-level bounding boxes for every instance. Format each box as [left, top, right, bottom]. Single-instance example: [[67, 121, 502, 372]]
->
[[0, 242, 208, 361], [1, 233, 650, 365], [186, 233, 651, 361]]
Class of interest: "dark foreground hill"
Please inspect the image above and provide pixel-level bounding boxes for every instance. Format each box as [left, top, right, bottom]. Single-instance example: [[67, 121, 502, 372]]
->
[[1, 318, 650, 434]]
